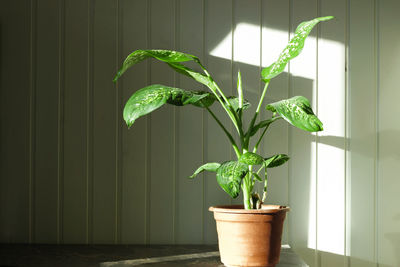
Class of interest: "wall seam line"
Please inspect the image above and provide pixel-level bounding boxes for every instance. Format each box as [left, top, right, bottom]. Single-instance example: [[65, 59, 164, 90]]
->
[[57, 0, 66, 244], [114, 0, 122, 245], [201, 0, 207, 245], [29, 0, 37, 244], [344, 0, 351, 265], [86, 0, 95, 245], [315, 0, 320, 266], [287, 0, 293, 247], [374, 0, 379, 265], [145, 0, 152, 245], [173, 0, 180, 245]]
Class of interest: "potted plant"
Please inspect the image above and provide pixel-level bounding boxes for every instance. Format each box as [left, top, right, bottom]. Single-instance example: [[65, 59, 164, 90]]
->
[[113, 16, 333, 267]]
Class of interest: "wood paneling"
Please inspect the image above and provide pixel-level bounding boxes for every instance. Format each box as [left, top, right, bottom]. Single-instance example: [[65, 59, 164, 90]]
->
[[289, 1, 318, 266], [34, 0, 62, 243], [63, 0, 89, 244], [378, 1, 400, 266], [204, 0, 233, 244], [92, 0, 118, 244], [120, 0, 148, 245], [348, 0, 377, 266], [0, 0, 31, 243]]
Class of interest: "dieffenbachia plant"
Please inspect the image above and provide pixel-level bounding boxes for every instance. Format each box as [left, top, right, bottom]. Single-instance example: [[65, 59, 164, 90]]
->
[[113, 16, 333, 209]]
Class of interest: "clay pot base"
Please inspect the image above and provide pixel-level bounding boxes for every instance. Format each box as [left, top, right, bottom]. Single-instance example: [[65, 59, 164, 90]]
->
[[210, 205, 289, 267]]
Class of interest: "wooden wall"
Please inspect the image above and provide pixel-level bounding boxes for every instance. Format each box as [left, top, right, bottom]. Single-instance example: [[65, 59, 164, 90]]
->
[[1, 1, 400, 266], [0, 0, 290, 245]]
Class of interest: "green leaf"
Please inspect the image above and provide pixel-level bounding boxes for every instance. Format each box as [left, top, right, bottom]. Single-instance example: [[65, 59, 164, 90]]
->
[[124, 84, 214, 127], [266, 96, 323, 132], [190, 162, 221, 178], [261, 16, 334, 80], [167, 62, 213, 89], [114, 49, 198, 82], [239, 152, 264, 165], [264, 154, 290, 168], [216, 161, 249, 198], [252, 172, 262, 182], [190, 91, 217, 108], [248, 116, 281, 137], [226, 96, 251, 113]]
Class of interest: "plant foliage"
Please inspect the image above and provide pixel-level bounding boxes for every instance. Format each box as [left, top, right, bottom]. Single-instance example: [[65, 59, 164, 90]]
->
[[113, 16, 333, 209]]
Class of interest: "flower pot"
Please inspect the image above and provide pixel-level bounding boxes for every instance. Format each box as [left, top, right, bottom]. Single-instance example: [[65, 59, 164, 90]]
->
[[209, 204, 289, 267]]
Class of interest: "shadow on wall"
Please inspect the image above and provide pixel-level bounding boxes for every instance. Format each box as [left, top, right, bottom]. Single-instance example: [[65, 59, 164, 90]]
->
[[385, 213, 400, 267]]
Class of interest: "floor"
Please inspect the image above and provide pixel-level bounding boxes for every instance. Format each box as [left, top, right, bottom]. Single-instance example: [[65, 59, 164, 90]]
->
[[0, 244, 308, 267]]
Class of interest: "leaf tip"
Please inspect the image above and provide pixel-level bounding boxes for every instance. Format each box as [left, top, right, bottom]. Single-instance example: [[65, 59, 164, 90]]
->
[[113, 72, 121, 83]]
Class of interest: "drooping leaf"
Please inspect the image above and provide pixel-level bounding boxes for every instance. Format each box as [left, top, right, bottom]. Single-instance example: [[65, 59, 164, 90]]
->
[[264, 154, 290, 168], [261, 16, 334, 81], [216, 161, 249, 198], [190, 162, 221, 178], [248, 116, 281, 137], [266, 96, 323, 132], [239, 152, 264, 165], [124, 84, 213, 127], [114, 49, 198, 82]]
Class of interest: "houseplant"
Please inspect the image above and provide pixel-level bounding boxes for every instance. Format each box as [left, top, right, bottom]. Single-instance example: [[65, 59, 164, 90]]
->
[[114, 16, 333, 267]]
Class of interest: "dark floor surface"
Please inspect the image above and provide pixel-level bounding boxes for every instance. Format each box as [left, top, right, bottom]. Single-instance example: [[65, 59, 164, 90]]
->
[[0, 244, 307, 267], [0, 245, 217, 267]]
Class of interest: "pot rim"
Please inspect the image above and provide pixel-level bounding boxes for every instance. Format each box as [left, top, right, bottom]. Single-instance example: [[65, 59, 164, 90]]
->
[[209, 204, 290, 214]]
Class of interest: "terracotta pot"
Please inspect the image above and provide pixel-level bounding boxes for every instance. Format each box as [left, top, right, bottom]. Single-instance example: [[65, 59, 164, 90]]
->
[[209, 204, 289, 267]]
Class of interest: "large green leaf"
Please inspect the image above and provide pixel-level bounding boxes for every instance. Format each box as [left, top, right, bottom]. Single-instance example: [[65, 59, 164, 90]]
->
[[190, 162, 221, 178], [114, 49, 198, 82], [264, 154, 290, 168], [216, 161, 249, 198], [239, 152, 264, 165], [266, 96, 323, 132], [261, 16, 334, 80], [248, 116, 281, 137], [124, 84, 213, 127]]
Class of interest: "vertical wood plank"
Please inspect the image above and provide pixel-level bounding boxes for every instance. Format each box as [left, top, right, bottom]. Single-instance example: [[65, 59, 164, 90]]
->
[[378, 1, 400, 266], [261, 0, 290, 244], [317, 0, 347, 265], [92, 0, 117, 244], [0, 0, 31, 243], [119, 0, 148, 244], [289, 0, 318, 265], [34, 0, 61, 243], [348, 0, 377, 266], [176, 0, 204, 244], [62, 0, 89, 244], [204, 0, 233, 244], [149, 0, 175, 244]]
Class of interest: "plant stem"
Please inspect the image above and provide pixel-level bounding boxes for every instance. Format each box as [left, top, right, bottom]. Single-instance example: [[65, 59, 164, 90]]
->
[[262, 169, 268, 202], [197, 62, 242, 135], [241, 173, 252, 209], [244, 80, 270, 149], [205, 106, 240, 158]]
